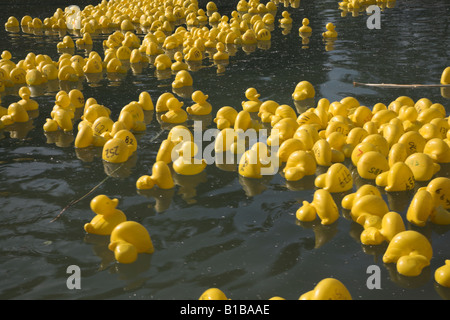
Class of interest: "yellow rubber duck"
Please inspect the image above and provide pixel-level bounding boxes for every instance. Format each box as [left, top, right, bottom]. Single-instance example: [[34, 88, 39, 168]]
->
[[5, 16, 19, 28], [160, 97, 187, 124], [241, 87, 262, 113], [136, 161, 175, 190], [154, 53, 172, 71], [187, 90, 212, 116], [25, 69, 47, 87], [292, 80, 315, 101], [171, 52, 189, 72], [213, 42, 229, 61], [435, 260, 450, 288], [420, 177, 450, 209], [299, 18, 312, 33], [312, 139, 333, 166], [84, 195, 127, 236], [184, 46, 203, 62], [108, 221, 154, 264], [74, 123, 109, 148], [238, 142, 273, 179], [398, 130, 426, 156], [406, 189, 435, 227], [356, 151, 389, 180], [383, 230, 433, 277], [1, 103, 29, 126], [296, 189, 340, 225], [214, 106, 238, 129], [315, 163, 352, 192], [345, 193, 389, 225], [17, 87, 38, 111], [173, 141, 207, 175], [299, 278, 351, 300], [241, 29, 258, 45], [199, 288, 228, 300], [279, 11, 292, 25], [423, 138, 450, 163], [172, 70, 193, 89], [404, 153, 440, 181], [102, 137, 135, 163], [322, 22, 338, 38], [283, 150, 316, 181], [270, 104, 297, 126], [277, 138, 305, 163], [360, 211, 405, 246], [341, 184, 382, 210], [258, 100, 279, 123], [76, 32, 93, 47]]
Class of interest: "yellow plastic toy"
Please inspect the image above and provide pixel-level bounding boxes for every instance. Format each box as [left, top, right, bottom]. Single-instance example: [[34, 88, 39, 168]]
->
[[17, 87, 38, 111], [25, 69, 47, 87], [268, 117, 298, 146], [375, 162, 415, 192], [154, 53, 172, 71], [322, 22, 338, 38], [388, 142, 408, 167], [184, 46, 203, 62], [5, 16, 19, 28], [241, 87, 262, 113], [341, 184, 382, 210], [1, 103, 29, 125], [171, 52, 189, 72], [213, 42, 229, 61], [299, 18, 312, 34], [199, 288, 228, 300], [108, 221, 154, 264], [421, 177, 450, 209], [299, 278, 351, 300], [382, 230, 433, 277], [172, 141, 207, 175], [136, 161, 175, 190], [277, 138, 305, 163], [214, 106, 238, 129], [360, 211, 405, 246], [296, 189, 339, 225], [346, 193, 389, 225], [172, 70, 193, 89], [84, 195, 127, 235], [398, 131, 426, 156], [238, 142, 274, 179], [423, 138, 450, 163], [404, 153, 440, 181], [279, 11, 292, 25], [406, 189, 435, 227], [160, 97, 187, 124], [187, 90, 212, 116], [312, 139, 332, 167], [74, 123, 108, 148], [315, 163, 352, 193], [362, 134, 389, 157], [283, 150, 316, 181], [102, 137, 135, 163], [435, 260, 450, 288], [292, 81, 315, 101], [258, 100, 279, 123], [350, 141, 379, 166]]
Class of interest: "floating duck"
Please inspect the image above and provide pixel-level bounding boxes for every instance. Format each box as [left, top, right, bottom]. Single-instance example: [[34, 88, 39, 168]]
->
[[404, 153, 440, 181], [1, 103, 29, 125], [383, 230, 433, 277], [199, 288, 228, 300], [172, 70, 193, 89], [299, 278, 352, 300], [213, 42, 229, 61], [241, 87, 262, 113], [171, 51, 188, 72], [154, 53, 172, 71], [238, 142, 275, 179], [406, 189, 435, 227], [420, 177, 450, 209], [5, 16, 19, 28], [108, 221, 154, 264], [360, 211, 405, 246], [258, 100, 279, 123], [296, 189, 339, 225], [346, 193, 389, 225], [315, 163, 352, 193], [387, 142, 408, 167], [76, 32, 93, 47], [322, 22, 338, 38], [356, 151, 390, 180], [398, 130, 426, 156], [173, 141, 207, 175], [341, 184, 382, 210], [312, 139, 333, 166], [160, 97, 187, 124], [25, 69, 47, 87], [283, 150, 316, 181], [74, 122, 109, 148], [136, 161, 175, 190], [213, 107, 238, 129], [102, 137, 135, 163], [277, 138, 305, 163], [84, 195, 127, 236], [299, 18, 312, 33], [435, 260, 450, 288], [17, 87, 38, 111], [279, 11, 292, 25], [187, 90, 212, 116], [423, 138, 450, 163], [292, 81, 315, 101]]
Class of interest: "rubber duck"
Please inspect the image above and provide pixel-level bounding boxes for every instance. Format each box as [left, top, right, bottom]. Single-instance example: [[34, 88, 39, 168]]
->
[[383, 230, 432, 277], [187, 90, 212, 116], [1, 103, 29, 125], [82, 103, 111, 124], [360, 211, 405, 246], [173, 141, 207, 175], [296, 189, 340, 225], [356, 150, 389, 180], [184, 46, 203, 62], [136, 91, 154, 111], [108, 221, 154, 264], [258, 100, 279, 123], [84, 195, 127, 236], [83, 56, 103, 74], [74, 123, 108, 148], [241, 87, 262, 113], [214, 106, 238, 129], [404, 153, 440, 181], [279, 11, 292, 25], [102, 137, 135, 163], [387, 142, 408, 167], [322, 22, 338, 38], [155, 92, 175, 113], [283, 150, 317, 181], [421, 177, 450, 209], [154, 53, 172, 71], [423, 138, 450, 163], [292, 81, 315, 101], [278, 138, 305, 163], [270, 104, 297, 126], [106, 57, 127, 73], [315, 163, 353, 193], [25, 69, 47, 87], [76, 32, 93, 47], [160, 97, 187, 124], [199, 288, 228, 300], [214, 128, 236, 153], [267, 117, 298, 147], [341, 184, 382, 210], [5, 16, 19, 28], [299, 18, 312, 34], [234, 110, 254, 132], [136, 161, 175, 190], [398, 131, 426, 156], [57, 35, 75, 50], [406, 189, 435, 227], [299, 278, 351, 300], [68, 89, 85, 110], [435, 260, 450, 288], [213, 42, 229, 61], [238, 142, 275, 178], [312, 139, 333, 166], [17, 87, 38, 111], [171, 52, 188, 72], [172, 70, 193, 89]]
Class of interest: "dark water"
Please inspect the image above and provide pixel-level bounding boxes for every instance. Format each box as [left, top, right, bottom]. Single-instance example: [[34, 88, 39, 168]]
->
[[0, 0, 449, 300]]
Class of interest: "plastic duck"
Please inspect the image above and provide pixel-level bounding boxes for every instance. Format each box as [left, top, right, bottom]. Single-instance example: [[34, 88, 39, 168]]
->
[[17, 87, 38, 111], [292, 81, 315, 101], [270, 105, 297, 126], [299, 18, 312, 34], [258, 100, 279, 123], [341, 184, 382, 210], [108, 221, 154, 264], [172, 70, 193, 89], [241, 87, 262, 113], [199, 288, 228, 300], [421, 177, 450, 209], [347, 193, 389, 226], [311, 139, 332, 166], [315, 163, 352, 193], [136, 161, 175, 190], [398, 131, 426, 156], [172, 141, 207, 175], [404, 153, 440, 181], [296, 189, 339, 225], [356, 151, 390, 180], [214, 128, 237, 153], [74, 123, 108, 148], [322, 22, 338, 38], [136, 91, 154, 111], [213, 42, 229, 61], [238, 142, 275, 178], [155, 92, 175, 113], [435, 260, 450, 288], [382, 230, 433, 277], [388, 142, 408, 167], [283, 150, 317, 181], [360, 211, 406, 246], [154, 53, 172, 71], [184, 46, 203, 62], [279, 11, 292, 25], [187, 90, 212, 116], [84, 195, 127, 236], [171, 52, 188, 72], [119, 103, 146, 132], [214, 106, 238, 129], [406, 189, 435, 227], [299, 278, 351, 300], [1, 103, 29, 125], [76, 32, 93, 47], [423, 138, 450, 163], [102, 137, 135, 163], [5, 16, 19, 28], [277, 138, 305, 163], [160, 97, 187, 124]]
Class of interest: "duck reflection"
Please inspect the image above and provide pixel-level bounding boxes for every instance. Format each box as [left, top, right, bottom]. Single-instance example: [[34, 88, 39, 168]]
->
[[5, 120, 34, 140], [137, 187, 175, 213], [75, 146, 102, 162], [239, 174, 273, 197], [44, 130, 74, 147], [173, 169, 207, 204], [103, 152, 138, 178], [295, 219, 339, 249]]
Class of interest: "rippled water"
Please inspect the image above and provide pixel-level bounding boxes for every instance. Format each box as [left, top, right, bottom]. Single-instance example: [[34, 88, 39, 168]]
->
[[0, 0, 449, 300]]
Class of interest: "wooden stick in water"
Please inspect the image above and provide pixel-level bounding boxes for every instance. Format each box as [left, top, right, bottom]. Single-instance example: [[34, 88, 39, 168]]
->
[[353, 81, 450, 88]]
